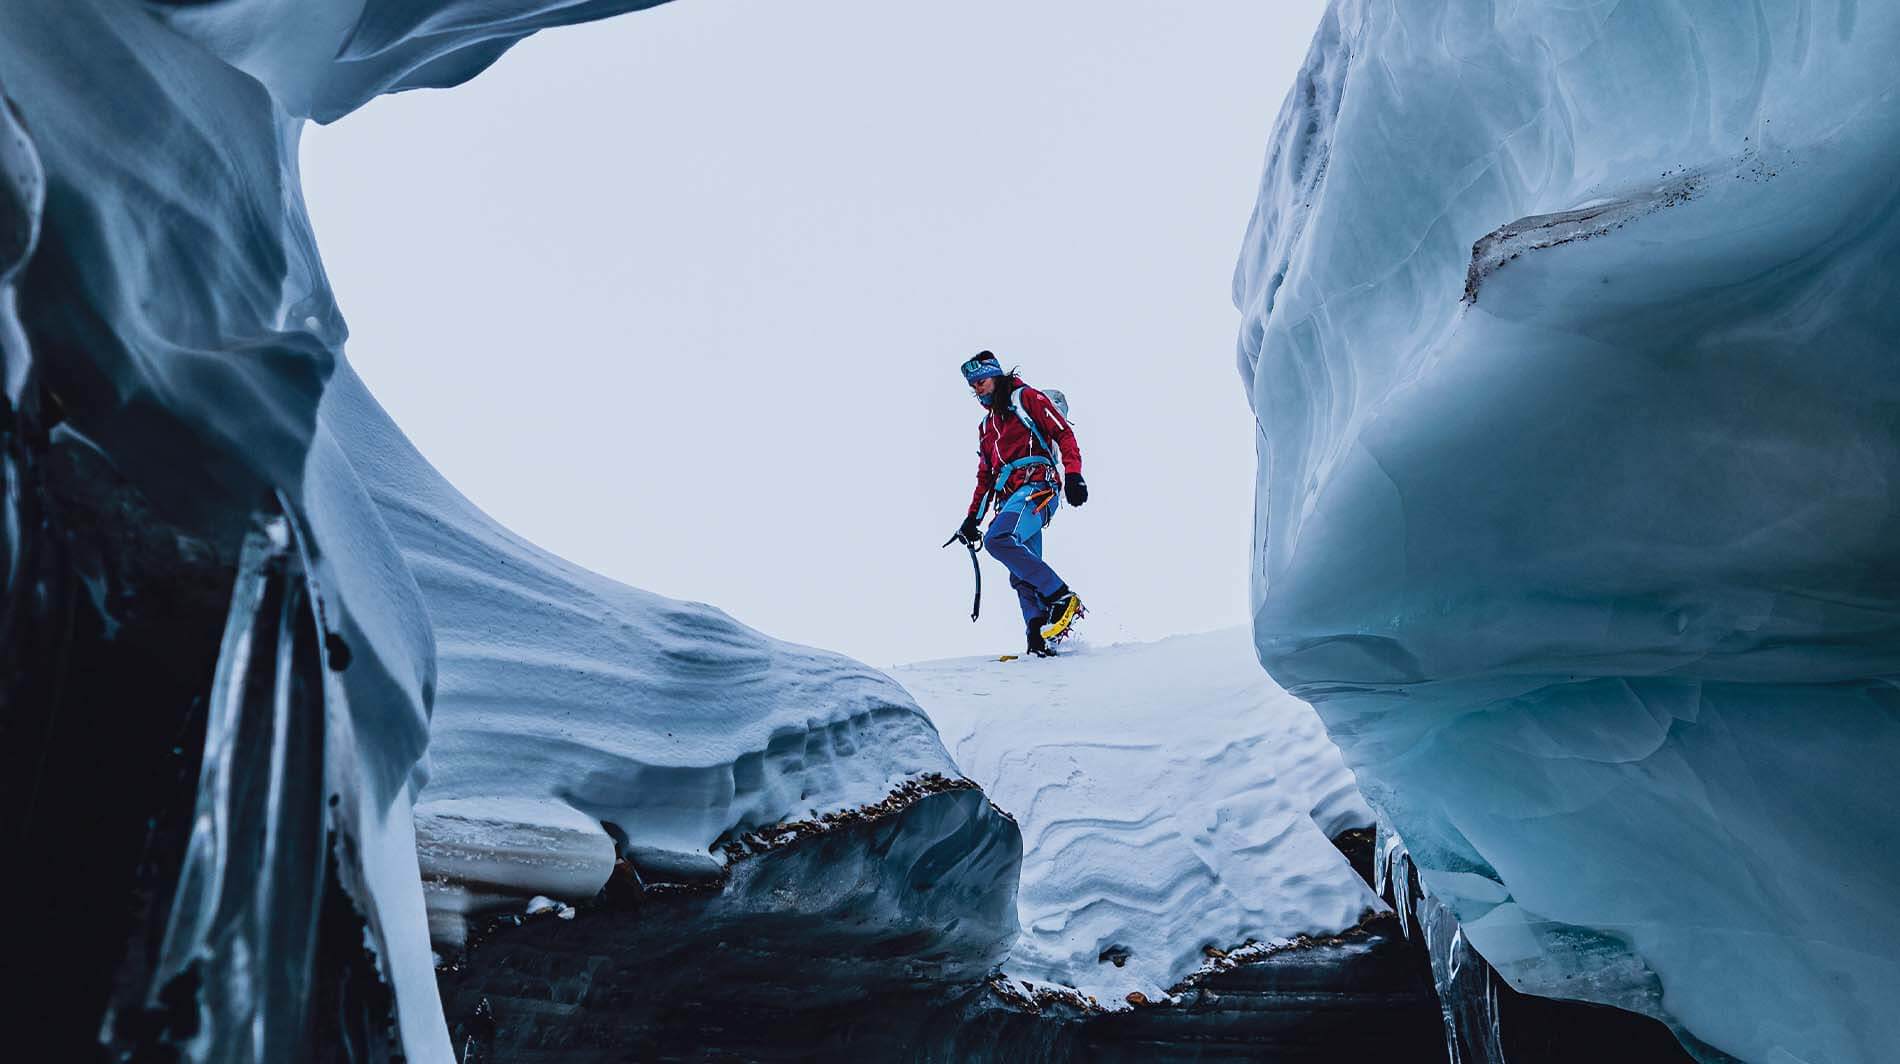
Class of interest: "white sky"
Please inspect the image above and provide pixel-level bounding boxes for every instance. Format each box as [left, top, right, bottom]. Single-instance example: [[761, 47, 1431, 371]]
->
[[302, 0, 1326, 667]]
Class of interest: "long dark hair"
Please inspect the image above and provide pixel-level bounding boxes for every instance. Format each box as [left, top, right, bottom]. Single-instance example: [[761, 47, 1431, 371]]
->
[[985, 370, 1025, 417]]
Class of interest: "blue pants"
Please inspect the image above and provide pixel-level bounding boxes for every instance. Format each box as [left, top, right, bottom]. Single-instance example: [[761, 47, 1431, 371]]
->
[[984, 482, 1066, 625]]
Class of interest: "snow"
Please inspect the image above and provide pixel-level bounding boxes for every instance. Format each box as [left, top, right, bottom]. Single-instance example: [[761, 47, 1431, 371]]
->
[[893, 627, 1378, 1007], [1236, 3, 1900, 1062], [320, 363, 965, 934], [523, 895, 578, 920], [343, 774, 453, 1059]]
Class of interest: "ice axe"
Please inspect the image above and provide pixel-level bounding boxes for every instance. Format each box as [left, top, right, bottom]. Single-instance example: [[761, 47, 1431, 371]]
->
[[940, 534, 981, 622]]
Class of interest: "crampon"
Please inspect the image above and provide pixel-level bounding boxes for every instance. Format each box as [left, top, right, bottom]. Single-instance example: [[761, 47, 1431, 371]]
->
[[1040, 592, 1085, 643]]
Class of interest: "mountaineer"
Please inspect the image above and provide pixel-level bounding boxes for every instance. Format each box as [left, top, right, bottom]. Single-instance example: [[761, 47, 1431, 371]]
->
[[950, 351, 1088, 657]]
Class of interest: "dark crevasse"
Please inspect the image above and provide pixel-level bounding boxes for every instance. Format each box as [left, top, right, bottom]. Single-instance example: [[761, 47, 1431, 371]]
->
[[115, 512, 408, 1062], [0, 78, 228, 1057], [1, 13, 446, 1054], [2, 451, 412, 1061], [1069, 918, 1446, 1063]]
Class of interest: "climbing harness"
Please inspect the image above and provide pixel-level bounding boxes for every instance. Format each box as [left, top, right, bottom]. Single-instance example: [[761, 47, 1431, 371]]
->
[[985, 387, 1062, 500]]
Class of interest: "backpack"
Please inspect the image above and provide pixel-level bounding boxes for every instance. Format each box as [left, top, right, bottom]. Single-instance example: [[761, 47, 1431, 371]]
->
[[1004, 386, 1070, 457]]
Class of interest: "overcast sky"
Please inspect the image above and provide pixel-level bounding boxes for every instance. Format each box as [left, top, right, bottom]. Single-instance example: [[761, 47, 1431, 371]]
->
[[302, 0, 1326, 667]]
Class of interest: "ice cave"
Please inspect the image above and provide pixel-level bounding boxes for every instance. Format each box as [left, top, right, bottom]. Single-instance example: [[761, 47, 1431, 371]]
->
[[4, 1, 1893, 1062]]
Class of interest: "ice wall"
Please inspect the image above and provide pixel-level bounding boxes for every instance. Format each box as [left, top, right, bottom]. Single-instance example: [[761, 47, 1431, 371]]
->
[[155, 0, 674, 123], [0, 0, 674, 528], [1, 1, 700, 1058], [10, 1, 1010, 1053], [1235, 3, 1900, 1062], [0, 0, 677, 797]]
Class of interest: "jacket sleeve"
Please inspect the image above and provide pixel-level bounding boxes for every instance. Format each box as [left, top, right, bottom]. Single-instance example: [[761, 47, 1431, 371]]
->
[[1021, 387, 1082, 476], [967, 428, 993, 518]]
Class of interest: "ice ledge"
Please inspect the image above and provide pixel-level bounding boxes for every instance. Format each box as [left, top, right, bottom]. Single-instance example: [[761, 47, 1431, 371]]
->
[[416, 773, 994, 952], [434, 784, 1023, 1058]]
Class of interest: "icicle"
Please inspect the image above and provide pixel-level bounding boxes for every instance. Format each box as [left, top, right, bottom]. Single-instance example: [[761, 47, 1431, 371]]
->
[[1378, 819, 1508, 1064], [148, 510, 329, 1062]]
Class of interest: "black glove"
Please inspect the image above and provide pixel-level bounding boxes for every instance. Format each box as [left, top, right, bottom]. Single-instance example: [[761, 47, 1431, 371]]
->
[[955, 514, 983, 546], [1064, 473, 1088, 507]]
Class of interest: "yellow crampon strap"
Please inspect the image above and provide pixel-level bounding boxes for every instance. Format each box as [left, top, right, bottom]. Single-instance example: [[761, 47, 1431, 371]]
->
[[1040, 595, 1083, 642]]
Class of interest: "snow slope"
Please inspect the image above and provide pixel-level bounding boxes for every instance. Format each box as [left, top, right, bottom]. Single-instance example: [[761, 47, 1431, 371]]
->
[[1236, 3, 1900, 1061], [894, 627, 1378, 1007], [320, 363, 974, 943]]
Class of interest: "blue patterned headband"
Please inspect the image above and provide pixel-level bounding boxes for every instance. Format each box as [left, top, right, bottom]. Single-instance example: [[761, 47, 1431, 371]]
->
[[960, 352, 1004, 383]]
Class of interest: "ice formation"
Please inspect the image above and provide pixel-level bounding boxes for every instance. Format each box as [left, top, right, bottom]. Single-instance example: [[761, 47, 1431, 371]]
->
[[1236, 3, 1900, 1062], [896, 627, 1380, 1006], [434, 779, 1025, 1059], [321, 364, 972, 942], [440, 629, 1430, 1060], [7, 0, 1002, 1058]]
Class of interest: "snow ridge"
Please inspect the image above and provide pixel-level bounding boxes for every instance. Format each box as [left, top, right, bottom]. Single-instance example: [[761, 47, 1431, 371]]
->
[[320, 364, 964, 942], [896, 628, 1378, 1008]]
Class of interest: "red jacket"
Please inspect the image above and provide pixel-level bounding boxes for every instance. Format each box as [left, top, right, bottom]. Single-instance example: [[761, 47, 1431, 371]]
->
[[967, 382, 1083, 518]]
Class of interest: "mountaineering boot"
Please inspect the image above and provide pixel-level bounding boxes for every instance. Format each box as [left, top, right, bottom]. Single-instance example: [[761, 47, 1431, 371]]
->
[[1027, 624, 1058, 658], [1040, 586, 1084, 642]]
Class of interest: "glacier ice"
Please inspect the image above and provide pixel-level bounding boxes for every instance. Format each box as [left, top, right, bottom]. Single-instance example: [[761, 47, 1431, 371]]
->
[[1236, 3, 1900, 1062], [0, 0, 674, 528], [29, 0, 1895, 1055], [2, 3, 445, 1054], [437, 628, 1440, 1060], [5, 1, 1033, 1055], [1378, 823, 1704, 1064], [435, 780, 1024, 1059], [323, 350, 1030, 1050], [1, 0, 953, 1057], [319, 363, 980, 937], [154, 0, 675, 123]]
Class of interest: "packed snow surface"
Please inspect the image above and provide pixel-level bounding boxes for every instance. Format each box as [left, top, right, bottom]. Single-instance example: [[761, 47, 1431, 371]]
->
[[1236, 3, 1900, 1062], [894, 628, 1378, 1006]]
